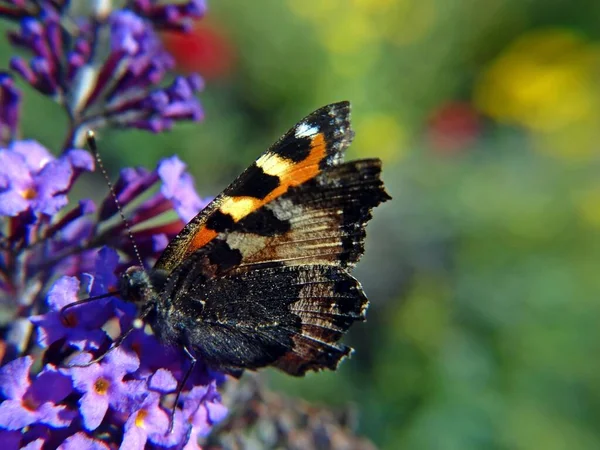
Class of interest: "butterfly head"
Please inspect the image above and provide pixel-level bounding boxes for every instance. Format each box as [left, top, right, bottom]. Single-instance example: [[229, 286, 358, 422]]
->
[[118, 266, 167, 307]]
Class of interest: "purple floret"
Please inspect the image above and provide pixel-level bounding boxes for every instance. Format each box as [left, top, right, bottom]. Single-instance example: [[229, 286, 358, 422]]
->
[[158, 155, 206, 222], [30, 275, 110, 351], [121, 392, 172, 449], [0, 140, 93, 217], [70, 347, 141, 431], [0, 356, 75, 430], [183, 382, 228, 441], [29, 246, 123, 351]]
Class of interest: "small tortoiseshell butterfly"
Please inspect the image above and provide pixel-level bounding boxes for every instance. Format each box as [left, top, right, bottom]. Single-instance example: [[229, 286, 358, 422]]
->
[[118, 101, 390, 378]]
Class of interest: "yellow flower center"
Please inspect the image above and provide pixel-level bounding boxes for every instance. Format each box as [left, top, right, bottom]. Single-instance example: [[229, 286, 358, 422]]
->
[[21, 187, 37, 200], [94, 377, 110, 395], [22, 394, 40, 411], [135, 409, 148, 428]]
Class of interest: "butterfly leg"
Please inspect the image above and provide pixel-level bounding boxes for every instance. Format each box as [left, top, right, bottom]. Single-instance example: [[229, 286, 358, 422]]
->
[[167, 344, 196, 434], [68, 306, 152, 367]]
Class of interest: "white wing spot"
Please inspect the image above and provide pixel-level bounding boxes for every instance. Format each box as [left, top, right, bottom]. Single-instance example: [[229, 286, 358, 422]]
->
[[295, 122, 319, 139]]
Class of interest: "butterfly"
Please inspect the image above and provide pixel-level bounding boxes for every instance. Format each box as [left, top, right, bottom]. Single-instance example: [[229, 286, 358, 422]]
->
[[81, 101, 389, 388]]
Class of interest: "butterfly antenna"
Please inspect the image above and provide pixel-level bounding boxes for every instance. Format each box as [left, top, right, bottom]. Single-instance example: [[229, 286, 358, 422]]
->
[[60, 291, 119, 320], [86, 130, 145, 269]]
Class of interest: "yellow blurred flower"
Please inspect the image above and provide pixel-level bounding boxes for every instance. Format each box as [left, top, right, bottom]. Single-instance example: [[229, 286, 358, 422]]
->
[[287, 0, 340, 21], [287, 0, 383, 78], [379, 0, 436, 46], [287, 0, 434, 61], [474, 29, 600, 160], [323, 11, 380, 55]]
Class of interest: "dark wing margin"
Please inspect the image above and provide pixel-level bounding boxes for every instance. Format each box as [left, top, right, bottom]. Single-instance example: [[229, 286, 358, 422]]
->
[[273, 267, 368, 375], [154, 102, 354, 273]]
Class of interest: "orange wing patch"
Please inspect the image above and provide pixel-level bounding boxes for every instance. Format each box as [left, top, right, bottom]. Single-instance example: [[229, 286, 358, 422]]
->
[[225, 133, 326, 214], [187, 133, 327, 252], [188, 227, 218, 251]]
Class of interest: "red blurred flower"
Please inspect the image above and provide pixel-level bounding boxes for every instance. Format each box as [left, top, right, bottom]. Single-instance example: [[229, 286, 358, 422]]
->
[[161, 22, 235, 80], [427, 101, 481, 154]]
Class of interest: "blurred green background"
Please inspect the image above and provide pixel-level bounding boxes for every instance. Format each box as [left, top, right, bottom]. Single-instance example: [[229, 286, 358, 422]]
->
[[8, 0, 600, 448]]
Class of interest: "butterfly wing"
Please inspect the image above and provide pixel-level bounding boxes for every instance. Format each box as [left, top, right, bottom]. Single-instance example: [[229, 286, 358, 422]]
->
[[228, 158, 389, 270], [158, 257, 366, 375], [153, 102, 390, 376], [154, 101, 353, 273]]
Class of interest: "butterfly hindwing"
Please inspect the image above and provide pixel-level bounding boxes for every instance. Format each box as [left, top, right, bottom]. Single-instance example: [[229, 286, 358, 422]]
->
[[156, 258, 366, 375], [154, 102, 353, 273], [273, 266, 368, 375]]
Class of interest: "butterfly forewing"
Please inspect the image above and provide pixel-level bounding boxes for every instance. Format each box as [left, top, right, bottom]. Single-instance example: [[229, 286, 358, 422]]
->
[[228, 158, 389, 271], [155, 101, 353, 272]]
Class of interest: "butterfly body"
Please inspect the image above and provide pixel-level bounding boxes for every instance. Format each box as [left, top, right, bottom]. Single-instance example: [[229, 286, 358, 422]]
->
[[120, 101, 390, 376]]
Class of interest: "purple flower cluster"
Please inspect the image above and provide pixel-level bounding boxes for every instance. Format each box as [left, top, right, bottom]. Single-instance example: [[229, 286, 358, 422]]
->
[[0, 1, 228, 448], [0, 144, 222, 447], [0, 1, 69, 21], [7, 1, 204, 148]]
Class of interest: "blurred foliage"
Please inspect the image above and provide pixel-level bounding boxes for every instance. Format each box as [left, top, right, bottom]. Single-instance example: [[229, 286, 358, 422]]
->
[[4, 0, 600, 448]]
